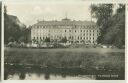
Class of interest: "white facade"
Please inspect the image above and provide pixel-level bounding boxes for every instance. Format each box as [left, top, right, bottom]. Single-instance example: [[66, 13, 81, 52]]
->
[[30, 18, 100, 44]]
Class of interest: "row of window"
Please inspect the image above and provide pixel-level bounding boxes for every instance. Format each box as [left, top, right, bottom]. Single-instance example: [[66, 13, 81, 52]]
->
[[32, 32, 99, 36], [33, 25, 96, 29], [32, 30, 99, 35], [32, 29, 99, 33], [32, 33, 99, 37], [33, 36, 96, 40], [64, 29, 98, 33]]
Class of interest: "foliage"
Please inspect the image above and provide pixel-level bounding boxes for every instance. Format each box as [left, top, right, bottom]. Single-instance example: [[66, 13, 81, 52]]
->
[[61, 37, 67, 43], [44, 37, 50, 42], [91, 4, 125, 48], [4, 6, 29, 44]]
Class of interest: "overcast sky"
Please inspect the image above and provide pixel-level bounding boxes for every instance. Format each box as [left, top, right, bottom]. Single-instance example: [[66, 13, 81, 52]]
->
[[4, 0, 95, 26]]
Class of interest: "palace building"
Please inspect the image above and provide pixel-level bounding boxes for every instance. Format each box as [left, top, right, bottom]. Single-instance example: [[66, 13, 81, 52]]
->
[[30, 18, 100, 44]]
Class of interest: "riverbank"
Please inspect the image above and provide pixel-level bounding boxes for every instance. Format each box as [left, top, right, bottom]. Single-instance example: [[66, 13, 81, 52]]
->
[[4, 47, 125, 80]]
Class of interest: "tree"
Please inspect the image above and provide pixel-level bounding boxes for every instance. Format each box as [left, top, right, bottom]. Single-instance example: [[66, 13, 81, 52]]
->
[[104, 4, 125, 48], [4, 5, 27, 44], [32, 38, 37, 43], [8, 37, 15, 42], [61, 37, 67, 43], [44, 37, 50, 42], [90, 4, 125, 48], [91, 4, 113, 44], [18, 36, 25, 43]]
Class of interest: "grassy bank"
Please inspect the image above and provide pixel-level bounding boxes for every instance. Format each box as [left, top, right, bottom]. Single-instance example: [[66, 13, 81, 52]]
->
[[4, 48, 125, 80], [5, 48, 124, 69]]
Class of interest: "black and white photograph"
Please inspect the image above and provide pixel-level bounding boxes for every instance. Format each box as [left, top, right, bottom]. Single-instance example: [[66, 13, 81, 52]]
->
[[4, 0, 125, 80]]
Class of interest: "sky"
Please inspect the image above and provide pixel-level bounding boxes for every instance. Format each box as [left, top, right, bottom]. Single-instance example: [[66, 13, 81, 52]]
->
[[4, 0, 94, 26]]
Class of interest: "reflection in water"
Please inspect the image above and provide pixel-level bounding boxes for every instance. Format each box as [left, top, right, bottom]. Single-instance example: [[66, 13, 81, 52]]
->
[[19, 72, 25, 80], [4, 66, 96, 80], [61, 74, 66, 78], [4, 65, 124, 80], [44, 72, 50, 80]]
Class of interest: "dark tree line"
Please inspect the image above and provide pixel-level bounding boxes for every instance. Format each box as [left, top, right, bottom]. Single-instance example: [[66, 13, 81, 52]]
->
[[91, 4, 125, 48], [4, 6, 29, 44]]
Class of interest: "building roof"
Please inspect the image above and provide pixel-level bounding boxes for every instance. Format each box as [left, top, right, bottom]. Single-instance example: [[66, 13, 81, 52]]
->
[[32, 18, 96, 26]]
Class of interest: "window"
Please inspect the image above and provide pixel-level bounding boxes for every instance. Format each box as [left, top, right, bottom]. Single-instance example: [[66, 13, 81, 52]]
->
[[65, 30, 66, 32], [72, 36, 73, 39], [75, 30, 76, 32]]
